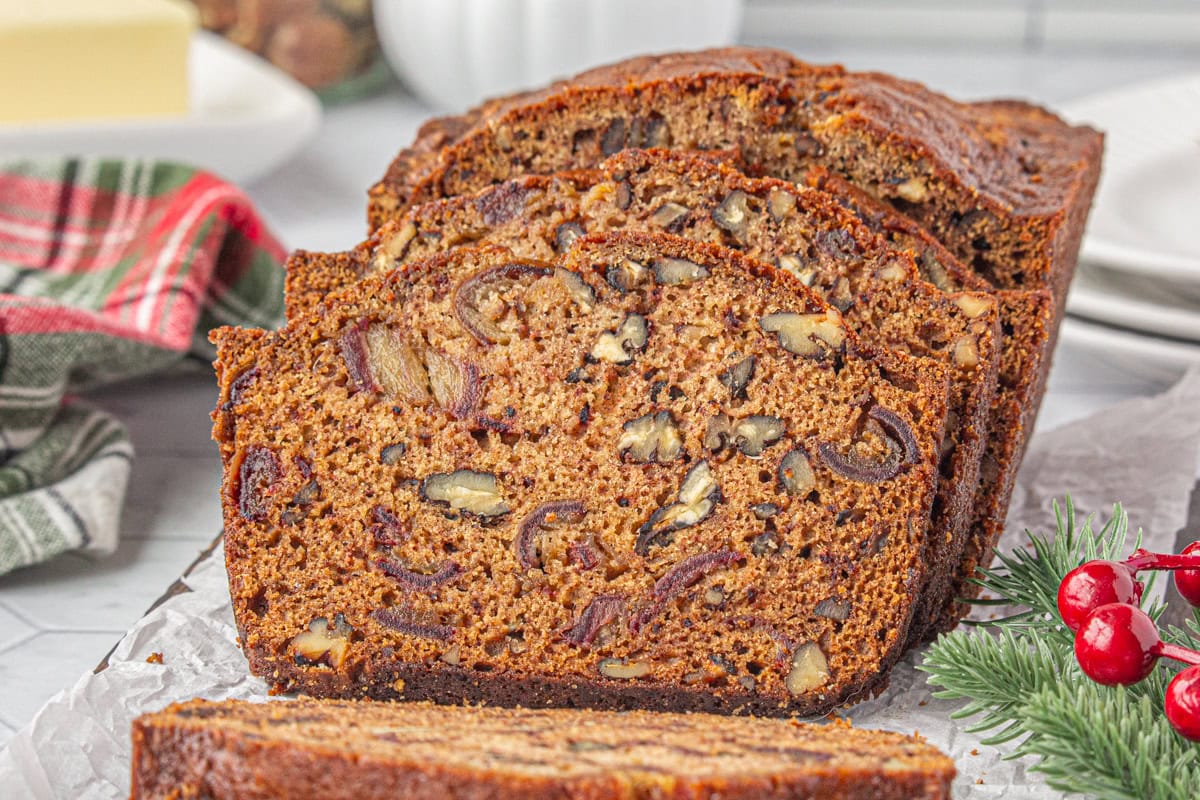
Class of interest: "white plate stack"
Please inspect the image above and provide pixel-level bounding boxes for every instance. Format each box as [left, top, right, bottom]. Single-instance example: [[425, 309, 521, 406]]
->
[[1060, 73, 1200, 383]]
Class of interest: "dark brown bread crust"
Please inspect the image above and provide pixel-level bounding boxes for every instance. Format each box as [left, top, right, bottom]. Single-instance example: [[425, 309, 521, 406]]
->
[[213, 232, 951, 718], [803, 167, 1057, 630], [131, 699, 955, 800], [293, 150, 1001, 643]]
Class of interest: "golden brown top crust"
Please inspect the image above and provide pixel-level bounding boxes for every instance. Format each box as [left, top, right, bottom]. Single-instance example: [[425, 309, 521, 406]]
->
[[380, 47, 835, 202], [137, 698, 955, 788], [374, 46, 1100, 229], [814, 71, 1103, 216]]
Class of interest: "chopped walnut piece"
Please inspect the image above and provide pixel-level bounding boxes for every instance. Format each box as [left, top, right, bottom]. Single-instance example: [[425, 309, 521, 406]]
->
[[554, 221, 586, 252], [614, 180, 633, 210], [731, 416, 787, 457], [785, 642, 830, 695], [767, 188, 797, 221], [952, 293, 992, 319], [750, 502, 780, 519], [515, 499, 588, 569], [292, 614, 352, 668], [373, 220, 416, 270], [554, 267, 596, 311], [814, 597, 852, 621], [718, 355, 756, 399], [379, 442, 407, 465], [751, 530, 782, 557], [650, 202, 690, 230], [760, 310, 846, 358], [618, 411, 683, 463], [597, 658, 651, 679], [706, 414, 786, 457], [454, 263, 553, 344], [604, 258, 647, 293], [704, 413, 732, 453], [590, 314, 648, 365], [634, 461, 721, 555], [776, 254, 817, 286], [420, 470, 509, 518], [778, 448, 816, 496], [712, 190, 751, 238], [875, 260, 909, 282], [652, 257, 709, 285], [953, 335, 980, 368], [895, 176, 929, 203], [600, 118, 626, 155]]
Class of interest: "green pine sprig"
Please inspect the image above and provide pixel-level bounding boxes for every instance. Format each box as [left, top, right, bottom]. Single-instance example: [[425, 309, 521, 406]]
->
[[919, 498, 1199, 800]]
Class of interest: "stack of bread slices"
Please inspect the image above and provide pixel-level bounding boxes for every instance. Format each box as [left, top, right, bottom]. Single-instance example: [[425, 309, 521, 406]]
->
[[132, 48, 1102, 800]]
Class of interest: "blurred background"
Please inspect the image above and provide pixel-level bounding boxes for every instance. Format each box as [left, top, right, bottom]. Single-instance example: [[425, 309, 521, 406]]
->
[[0, 0, 1198, 757]]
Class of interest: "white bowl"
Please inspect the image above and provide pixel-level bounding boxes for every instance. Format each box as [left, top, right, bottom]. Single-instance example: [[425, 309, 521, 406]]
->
[[373, 0, 745, 112]]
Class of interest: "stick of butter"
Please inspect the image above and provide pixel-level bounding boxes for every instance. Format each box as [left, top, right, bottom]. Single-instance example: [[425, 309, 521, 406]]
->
[[0, 0, 197, 125]]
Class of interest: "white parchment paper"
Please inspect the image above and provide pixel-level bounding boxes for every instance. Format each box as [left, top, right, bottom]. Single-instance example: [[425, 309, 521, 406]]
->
[[4, 371, 1200, 799]]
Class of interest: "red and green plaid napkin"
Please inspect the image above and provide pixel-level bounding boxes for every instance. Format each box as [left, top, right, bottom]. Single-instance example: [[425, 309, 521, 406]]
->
[[0, 158, 286, 576]]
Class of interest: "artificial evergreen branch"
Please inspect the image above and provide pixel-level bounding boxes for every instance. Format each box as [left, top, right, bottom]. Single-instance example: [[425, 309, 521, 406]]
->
[[920, 629, 1073, 745], [1020, 682, 1200, 800], [920, 497, 1198, 799]]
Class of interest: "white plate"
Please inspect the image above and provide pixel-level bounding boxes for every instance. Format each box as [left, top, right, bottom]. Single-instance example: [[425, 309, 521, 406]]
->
[[1067, 261, 1200, 342], [0, 32, 321, 186], [1063, 72, 1200, 283], [1059, 316, 1200, 384]]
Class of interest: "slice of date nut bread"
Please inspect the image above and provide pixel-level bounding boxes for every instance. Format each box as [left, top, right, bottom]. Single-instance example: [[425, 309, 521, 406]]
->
[[131, 699, 956, 800], [804, 166, 1057, 627], [366, 46, 1102, 308], [213, 232, 951, 716], [287, 149, 1001, 642]]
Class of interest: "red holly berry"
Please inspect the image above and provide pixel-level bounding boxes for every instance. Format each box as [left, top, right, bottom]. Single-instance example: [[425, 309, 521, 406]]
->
[[1165, 665, 1200, 741], [1173, 541, 1200, 607], [1074, 603, 1161, 686], [1057, 559, 1144, 632]]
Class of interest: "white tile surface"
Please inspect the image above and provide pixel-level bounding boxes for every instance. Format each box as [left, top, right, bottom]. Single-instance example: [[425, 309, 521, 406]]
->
[[0, 537, 210, 632], [0, 604, 36, 659], [0, 632, 120, 731]]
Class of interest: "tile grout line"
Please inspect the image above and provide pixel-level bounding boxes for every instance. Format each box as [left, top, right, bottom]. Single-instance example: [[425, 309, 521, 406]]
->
[[0, 627, 39, 658], [0, 596, 42, 631]]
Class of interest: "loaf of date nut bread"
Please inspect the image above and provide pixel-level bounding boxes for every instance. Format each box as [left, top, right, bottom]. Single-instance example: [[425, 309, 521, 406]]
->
[[804, 166, 1058, 627], [286, 149, 1000, 642], [131, 699, 956, 800], [213, 232, 951, 716], [366, 46, 1102, 308]]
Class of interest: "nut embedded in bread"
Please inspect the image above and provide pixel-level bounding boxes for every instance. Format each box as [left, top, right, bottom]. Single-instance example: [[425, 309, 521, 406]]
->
[[211, 231, 951, 716], [288, 148, 1002, 641]]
